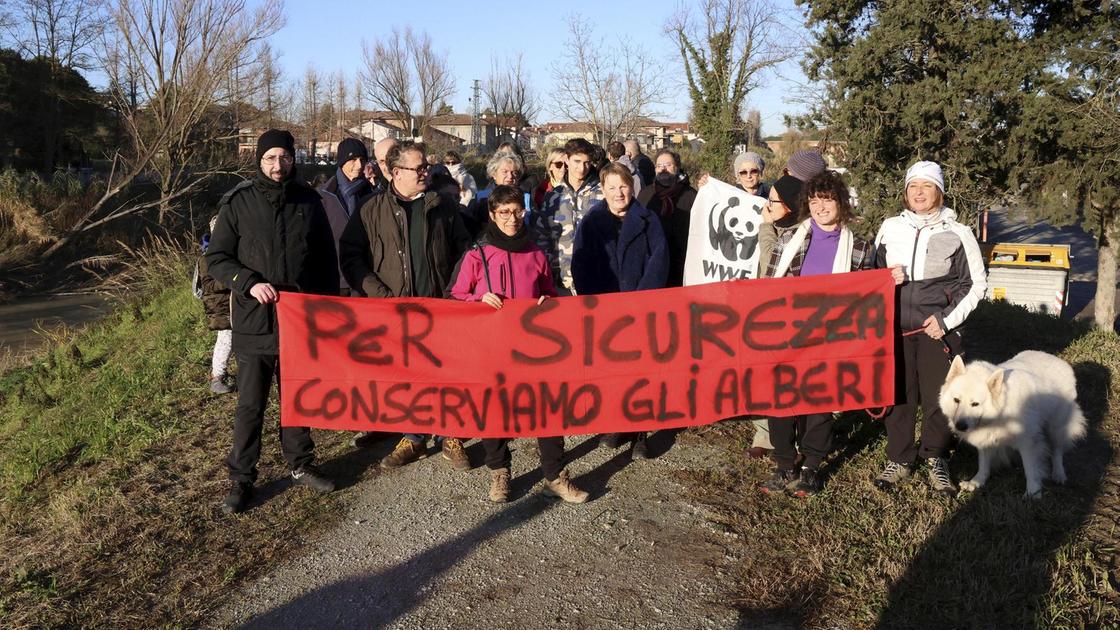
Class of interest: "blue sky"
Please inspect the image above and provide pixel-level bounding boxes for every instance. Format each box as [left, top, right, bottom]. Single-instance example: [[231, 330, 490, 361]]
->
[[267, 0, 811, 136]]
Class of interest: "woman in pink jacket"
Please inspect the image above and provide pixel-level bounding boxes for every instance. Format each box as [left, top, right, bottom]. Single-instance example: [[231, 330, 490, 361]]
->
[[447, 185, 589, 505]]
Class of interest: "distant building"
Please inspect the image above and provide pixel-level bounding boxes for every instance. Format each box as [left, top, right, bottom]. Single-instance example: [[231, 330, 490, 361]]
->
[[528, 119, 699, 151]]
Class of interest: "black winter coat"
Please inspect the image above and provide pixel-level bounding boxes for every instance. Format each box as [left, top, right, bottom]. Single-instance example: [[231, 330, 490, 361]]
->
[[637, 176, 697, 288], [205, 172, 339, 354]]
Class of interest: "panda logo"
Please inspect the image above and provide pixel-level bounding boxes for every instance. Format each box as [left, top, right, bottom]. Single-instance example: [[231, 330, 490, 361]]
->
[[708, 196, 762, 261]]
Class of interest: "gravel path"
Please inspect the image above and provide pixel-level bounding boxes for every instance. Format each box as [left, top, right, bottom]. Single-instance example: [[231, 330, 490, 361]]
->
[[211, 432, 752, 629]]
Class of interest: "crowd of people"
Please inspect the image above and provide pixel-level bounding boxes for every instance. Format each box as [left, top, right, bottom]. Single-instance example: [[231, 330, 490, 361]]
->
[[199, 128, 986, 515]]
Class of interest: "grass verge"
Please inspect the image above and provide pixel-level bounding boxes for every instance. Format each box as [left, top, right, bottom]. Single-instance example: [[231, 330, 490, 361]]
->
[[0, 245, 361, 627], [682, 300, 1120, 628]]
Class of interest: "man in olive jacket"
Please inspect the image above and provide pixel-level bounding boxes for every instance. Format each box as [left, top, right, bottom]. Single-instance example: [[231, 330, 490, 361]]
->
[[205, 129, 339, 515], [338, 140, 472, 470]]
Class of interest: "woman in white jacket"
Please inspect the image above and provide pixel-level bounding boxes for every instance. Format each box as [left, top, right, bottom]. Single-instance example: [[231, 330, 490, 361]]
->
[[872, 161, 987, 497]]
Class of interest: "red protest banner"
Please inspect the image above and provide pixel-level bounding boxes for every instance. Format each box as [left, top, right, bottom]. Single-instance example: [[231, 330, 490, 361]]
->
[[277, 269, 896, 437]]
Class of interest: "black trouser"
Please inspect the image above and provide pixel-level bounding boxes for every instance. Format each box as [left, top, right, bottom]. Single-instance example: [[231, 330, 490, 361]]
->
[[884, 332, 960, 464], [768, 413, 832, 470], [227, 353, 315, 483], [482, 437, 566, 481]]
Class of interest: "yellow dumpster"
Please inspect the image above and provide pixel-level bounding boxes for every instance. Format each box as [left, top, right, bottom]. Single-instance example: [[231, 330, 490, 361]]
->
[[984, 243, 1070, 316]]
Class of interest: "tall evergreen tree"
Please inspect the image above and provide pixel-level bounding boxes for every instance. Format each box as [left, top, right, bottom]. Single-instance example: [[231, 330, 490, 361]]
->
[[1013, 1, 1119, 329], [800, 0, 1043, 235]]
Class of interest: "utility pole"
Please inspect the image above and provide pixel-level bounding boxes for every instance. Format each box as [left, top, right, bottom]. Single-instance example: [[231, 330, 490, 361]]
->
[[470, 79, 482, 150]]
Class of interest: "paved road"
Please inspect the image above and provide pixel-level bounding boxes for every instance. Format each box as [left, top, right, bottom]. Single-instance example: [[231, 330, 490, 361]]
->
[[0, 293, 114, 355]]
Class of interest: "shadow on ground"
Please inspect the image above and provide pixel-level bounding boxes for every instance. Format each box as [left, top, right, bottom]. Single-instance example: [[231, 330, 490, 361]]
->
[[874, 358, 1113, 628], [232, 432, 674, 628]]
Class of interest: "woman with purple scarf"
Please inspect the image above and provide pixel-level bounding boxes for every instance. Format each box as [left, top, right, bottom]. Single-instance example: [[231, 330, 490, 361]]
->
[[758, 170, 874, 498]]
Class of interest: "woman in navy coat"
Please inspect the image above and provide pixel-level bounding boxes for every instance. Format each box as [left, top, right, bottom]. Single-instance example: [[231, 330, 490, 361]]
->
[[572, 162, 669, 458]]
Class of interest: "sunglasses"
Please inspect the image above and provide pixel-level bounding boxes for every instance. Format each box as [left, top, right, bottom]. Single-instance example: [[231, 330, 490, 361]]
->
[[444, 160, 459, 165], [550, 161, 566, 168], [738, 169, 761, 176]]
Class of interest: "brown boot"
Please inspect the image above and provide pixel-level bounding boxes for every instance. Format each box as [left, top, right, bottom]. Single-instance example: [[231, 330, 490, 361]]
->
[[380, 437, 426, 469], [488, 467, 511, 503], [441, 438, 471, 471], [542, 469, 589, 503]]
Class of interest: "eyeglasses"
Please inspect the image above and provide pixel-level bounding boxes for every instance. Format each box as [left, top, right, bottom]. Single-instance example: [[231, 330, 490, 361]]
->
[[492, 209, 525, 220], [262, 155, 293, 165], [738, 169, 761, 176], [550, 161, 566, 169], [396, 163, 430, 174]]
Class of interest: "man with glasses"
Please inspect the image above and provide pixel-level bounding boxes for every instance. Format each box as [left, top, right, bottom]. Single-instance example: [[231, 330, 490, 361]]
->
[[205, 129, 340, 515], [338, 140, 472, 470], [734, 152, 770, 198]]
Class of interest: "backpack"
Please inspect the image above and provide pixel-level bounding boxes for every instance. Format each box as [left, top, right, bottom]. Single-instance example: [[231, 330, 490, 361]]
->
[[191, 259, 204, 299], [192, 233, 210, 299]]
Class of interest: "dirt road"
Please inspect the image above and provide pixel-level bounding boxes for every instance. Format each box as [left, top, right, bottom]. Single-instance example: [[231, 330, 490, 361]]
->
[[211, 432, 769, 629]]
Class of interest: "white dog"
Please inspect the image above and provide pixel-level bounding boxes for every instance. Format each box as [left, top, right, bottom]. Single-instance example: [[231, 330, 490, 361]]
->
[[939, 351, 1087, 498]]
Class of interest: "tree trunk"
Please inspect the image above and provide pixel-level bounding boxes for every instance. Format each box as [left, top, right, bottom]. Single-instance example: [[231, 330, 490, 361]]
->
[[1094, 210, 1118, 332]]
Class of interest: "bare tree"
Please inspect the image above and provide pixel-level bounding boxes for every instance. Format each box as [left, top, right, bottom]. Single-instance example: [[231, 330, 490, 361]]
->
[[256, 42, 286, 127], [44, 0, 283, 255], [360, 26, 454, 139], [483, 53, 540, 136], [299, 64, 321, 159], [550, 16, 665, 145], [666, 0, 794, 173], [6, 0, 104, 70], [4, 0, 106, 169], [321, 69, 337, 149], [334, 70, 348, 138]]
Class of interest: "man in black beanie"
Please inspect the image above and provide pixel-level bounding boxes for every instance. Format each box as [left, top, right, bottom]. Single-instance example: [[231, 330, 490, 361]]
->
[[205, 128, 340, 515], [318, 137, 374, 297]]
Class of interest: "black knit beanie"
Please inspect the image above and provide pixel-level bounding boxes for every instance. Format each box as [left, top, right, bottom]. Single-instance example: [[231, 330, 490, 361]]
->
[[772, 174, 804, 210], [256, 129, 295, 163], [336, 137, 368, 165]]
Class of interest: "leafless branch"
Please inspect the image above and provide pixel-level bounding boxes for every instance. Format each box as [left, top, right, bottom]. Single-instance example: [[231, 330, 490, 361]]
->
[[550, 15, 665, 143]]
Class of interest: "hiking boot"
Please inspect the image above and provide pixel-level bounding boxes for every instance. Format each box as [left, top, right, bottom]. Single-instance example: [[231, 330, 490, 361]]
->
[[221, 481, 253, 515], [926, 457, 958, 498], [441, 438, 471, 471], [599, 433, 624, 449], [380, 438, 427, 469], [351, 431, 386, 449], [759, 468, 798, 495], [291, 464, 335, 493], [210, 375, 233, 394], [632, 434, 650, 459], [787, 466, 822, 498], [542, 470, 589, 503], [488, 467, 511, 503], [874, 461, 912, 491]]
